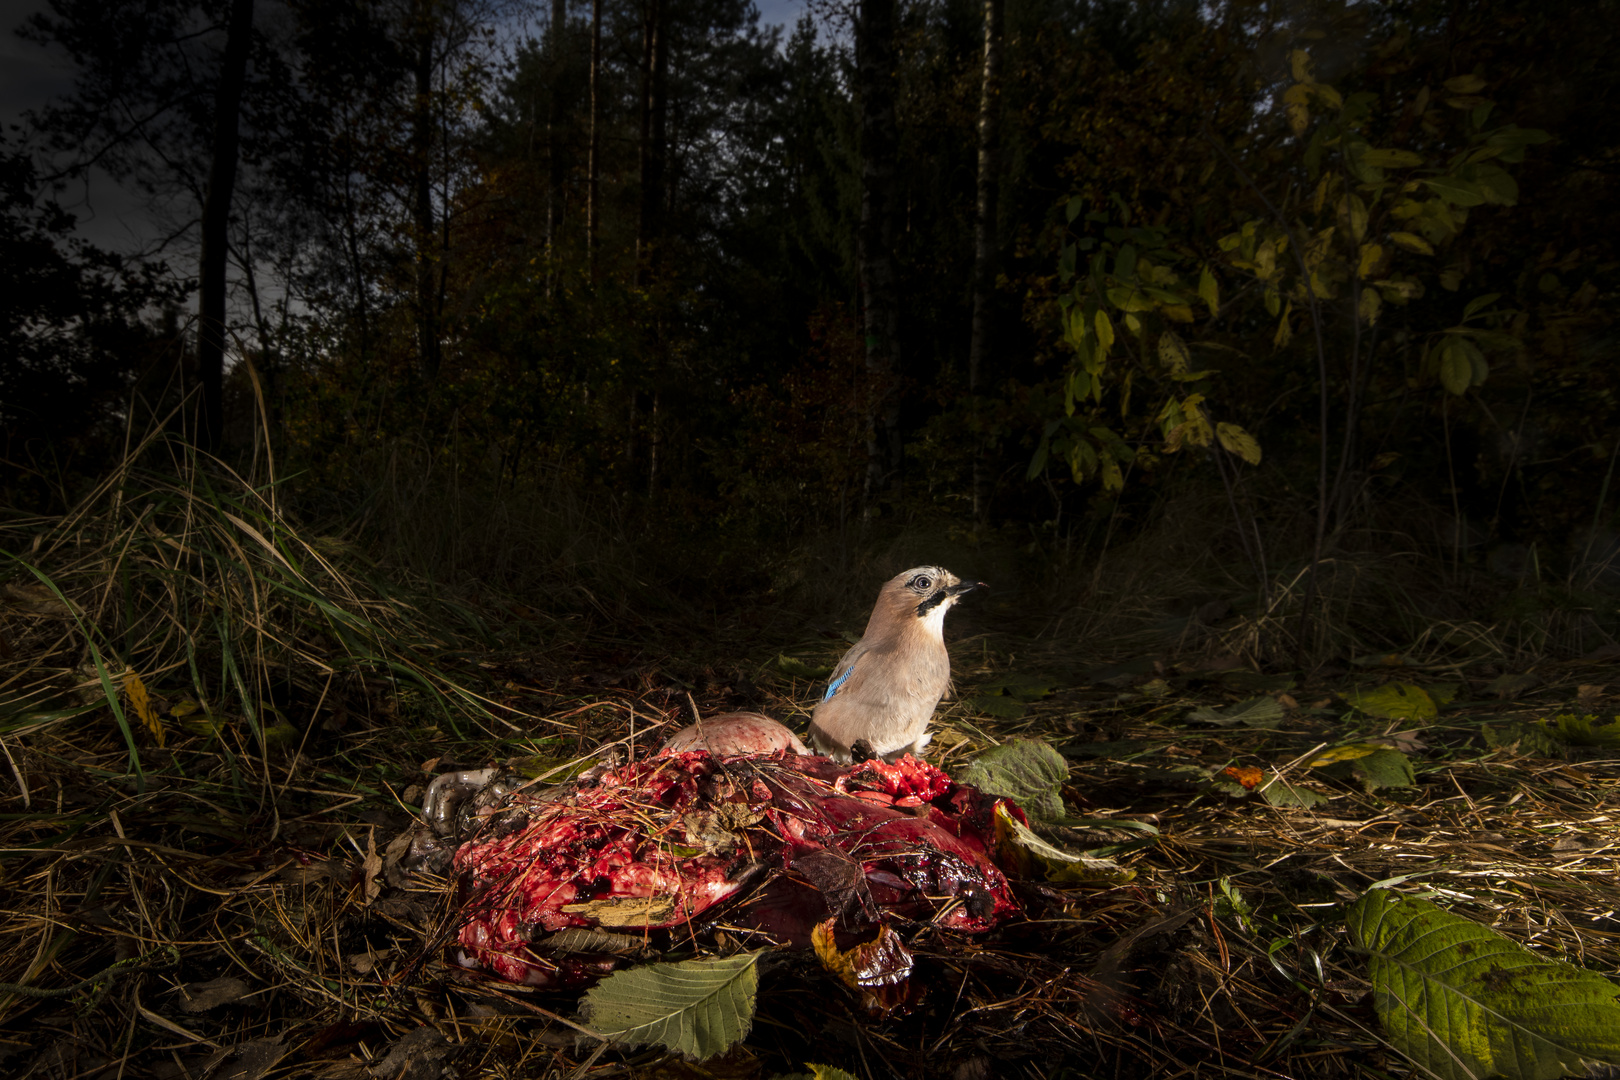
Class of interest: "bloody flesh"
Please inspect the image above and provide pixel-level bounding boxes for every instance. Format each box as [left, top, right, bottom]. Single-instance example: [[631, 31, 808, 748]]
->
[[452, 752, 1023, 985]]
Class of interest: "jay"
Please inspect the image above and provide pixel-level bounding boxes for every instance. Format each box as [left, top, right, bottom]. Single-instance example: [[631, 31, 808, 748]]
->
[[807, 565, 981, 762]]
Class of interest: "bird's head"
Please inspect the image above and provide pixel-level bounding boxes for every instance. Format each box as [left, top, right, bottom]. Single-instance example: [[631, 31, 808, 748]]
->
[[876, 565, 983, 629]]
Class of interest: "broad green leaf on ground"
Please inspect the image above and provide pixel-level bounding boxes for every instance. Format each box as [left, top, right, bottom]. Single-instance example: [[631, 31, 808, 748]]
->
[[1346, 889, 1620, 1080], [1186, 697, 1284, 729], [1258, 776, 1329, 808], [580, 951, 762, 1060], [976, 675, 1057, 701], [1317, 748, 1417, 793], [1346, 683, 1437, 720], [1546, 713, 1620, 748], [958, 738, 1069, 821], [1483, 721, 1563, 757], [992, 802, 1134, 884]]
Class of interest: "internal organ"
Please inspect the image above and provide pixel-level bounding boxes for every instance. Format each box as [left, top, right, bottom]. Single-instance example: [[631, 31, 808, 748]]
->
[[452, 751, 1022, 985]]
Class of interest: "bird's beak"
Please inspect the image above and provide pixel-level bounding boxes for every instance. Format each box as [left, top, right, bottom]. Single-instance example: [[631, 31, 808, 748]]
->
[[948, 580, 985, 597]]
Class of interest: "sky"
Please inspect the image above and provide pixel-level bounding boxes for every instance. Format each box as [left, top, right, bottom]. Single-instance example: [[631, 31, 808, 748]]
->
[[1, 0, 810, 254]]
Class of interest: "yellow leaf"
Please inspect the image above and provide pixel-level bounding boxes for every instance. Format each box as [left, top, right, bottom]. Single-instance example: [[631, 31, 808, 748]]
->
[[1182, 399, 1213, 448], [1311, 82, 1343, 109], [992, 803, 1134, 885], [1287, 98, 1309, 136], [1094, 309, 1115, 352], [1389, 231, 1434, 255], [1273, 301, 1294, 348], [1289, 49, 1314, 83], [123, 670, 164, 747], [1347, 683, 1439, 720], [1216, 422, 1262, 465], [1100, 451, 1123, 492], [1198, 265, 1219, 316], [1359, 287, 1382, 325], [1158, 330, 1191, 376], [1339, 193, 1368, 245], [1307, 743, 1384, 768], [1358, 242, 1384, 278], [1163, 304, 1195, 323], [1444, 73, 1486, 95], [812, 919, 914, 996]]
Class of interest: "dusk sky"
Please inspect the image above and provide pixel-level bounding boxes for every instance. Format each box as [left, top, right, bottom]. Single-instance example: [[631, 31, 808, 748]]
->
[[1, 0, 809, 251]]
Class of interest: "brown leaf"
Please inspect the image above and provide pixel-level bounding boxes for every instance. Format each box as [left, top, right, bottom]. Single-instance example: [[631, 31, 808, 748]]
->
[[217, 1036, 287, 1080], [362, 831, 383, 905], [179, 976, 252, 1013], [811, 919, 916, 1015]]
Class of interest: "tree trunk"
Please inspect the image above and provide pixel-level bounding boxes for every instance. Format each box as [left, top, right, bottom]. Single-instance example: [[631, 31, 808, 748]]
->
[[636, 0, 668, 286], [856, 0, 902, 506], [196, 0, 254, 452], [587, 0, 602, 282], [968, 0, 1002, 525], [411, 0, 440, 378], [547, 0, 567, 257]]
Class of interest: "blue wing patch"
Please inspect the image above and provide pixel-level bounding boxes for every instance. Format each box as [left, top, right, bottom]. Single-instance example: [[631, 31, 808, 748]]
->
[[821, 664, 854, 702]]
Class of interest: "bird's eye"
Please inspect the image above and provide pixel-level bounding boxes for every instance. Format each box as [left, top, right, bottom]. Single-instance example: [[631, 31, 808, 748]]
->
[[911, 575, 933, 591]]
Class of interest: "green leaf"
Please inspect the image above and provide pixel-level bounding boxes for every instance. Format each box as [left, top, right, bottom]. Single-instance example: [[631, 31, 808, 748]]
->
[[1462, 292, 1501, 321], [1259, 777, 1328, 808], [1346, 889, 1620, 1080], [1438, 339, 1472, 396], [1105, 287, 1155, 312], [1547, 713, 1620, 748], [1422, 176, 1488, 207], [1095, 309, 1116, 352], [1347, 683, 1438, 720], [1469, 163, 1519, 205], [1187, 696, 1283, 728], [1444, 74, 1487, 95], [1389, 231, 1435, 255], [1361, 148, 1424, 168], [1357, 749, 1416, 791], [958, 738, 1070, 822], [580, 952, 762, 1060]]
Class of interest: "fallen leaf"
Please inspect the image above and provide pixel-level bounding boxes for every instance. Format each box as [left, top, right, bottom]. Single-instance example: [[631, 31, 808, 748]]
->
[[811, 919, 915, 1015], [179, 976, 252, 1013], [1221, 765, 1264, 790], [561, 896, 678, 927], [362, 831, 383, 905]]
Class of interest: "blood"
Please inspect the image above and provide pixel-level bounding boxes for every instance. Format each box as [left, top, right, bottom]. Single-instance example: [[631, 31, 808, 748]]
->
[[449, 751, 1023, 986]]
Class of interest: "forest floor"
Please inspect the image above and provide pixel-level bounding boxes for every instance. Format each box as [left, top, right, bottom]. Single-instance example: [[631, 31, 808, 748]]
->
[[1, 453, 1618, 1078], [3, 615, 1618, 1080]]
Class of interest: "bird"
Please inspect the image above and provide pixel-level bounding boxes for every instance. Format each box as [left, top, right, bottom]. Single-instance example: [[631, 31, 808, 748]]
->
[[807, 566, 981, 763]]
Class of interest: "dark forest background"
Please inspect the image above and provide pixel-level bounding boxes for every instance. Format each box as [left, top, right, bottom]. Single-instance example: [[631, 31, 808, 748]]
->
[[4, 0, 1619, 662]]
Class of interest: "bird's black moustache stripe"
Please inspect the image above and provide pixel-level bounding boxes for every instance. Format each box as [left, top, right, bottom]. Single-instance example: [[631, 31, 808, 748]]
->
[[915, 591, 949, 617]]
